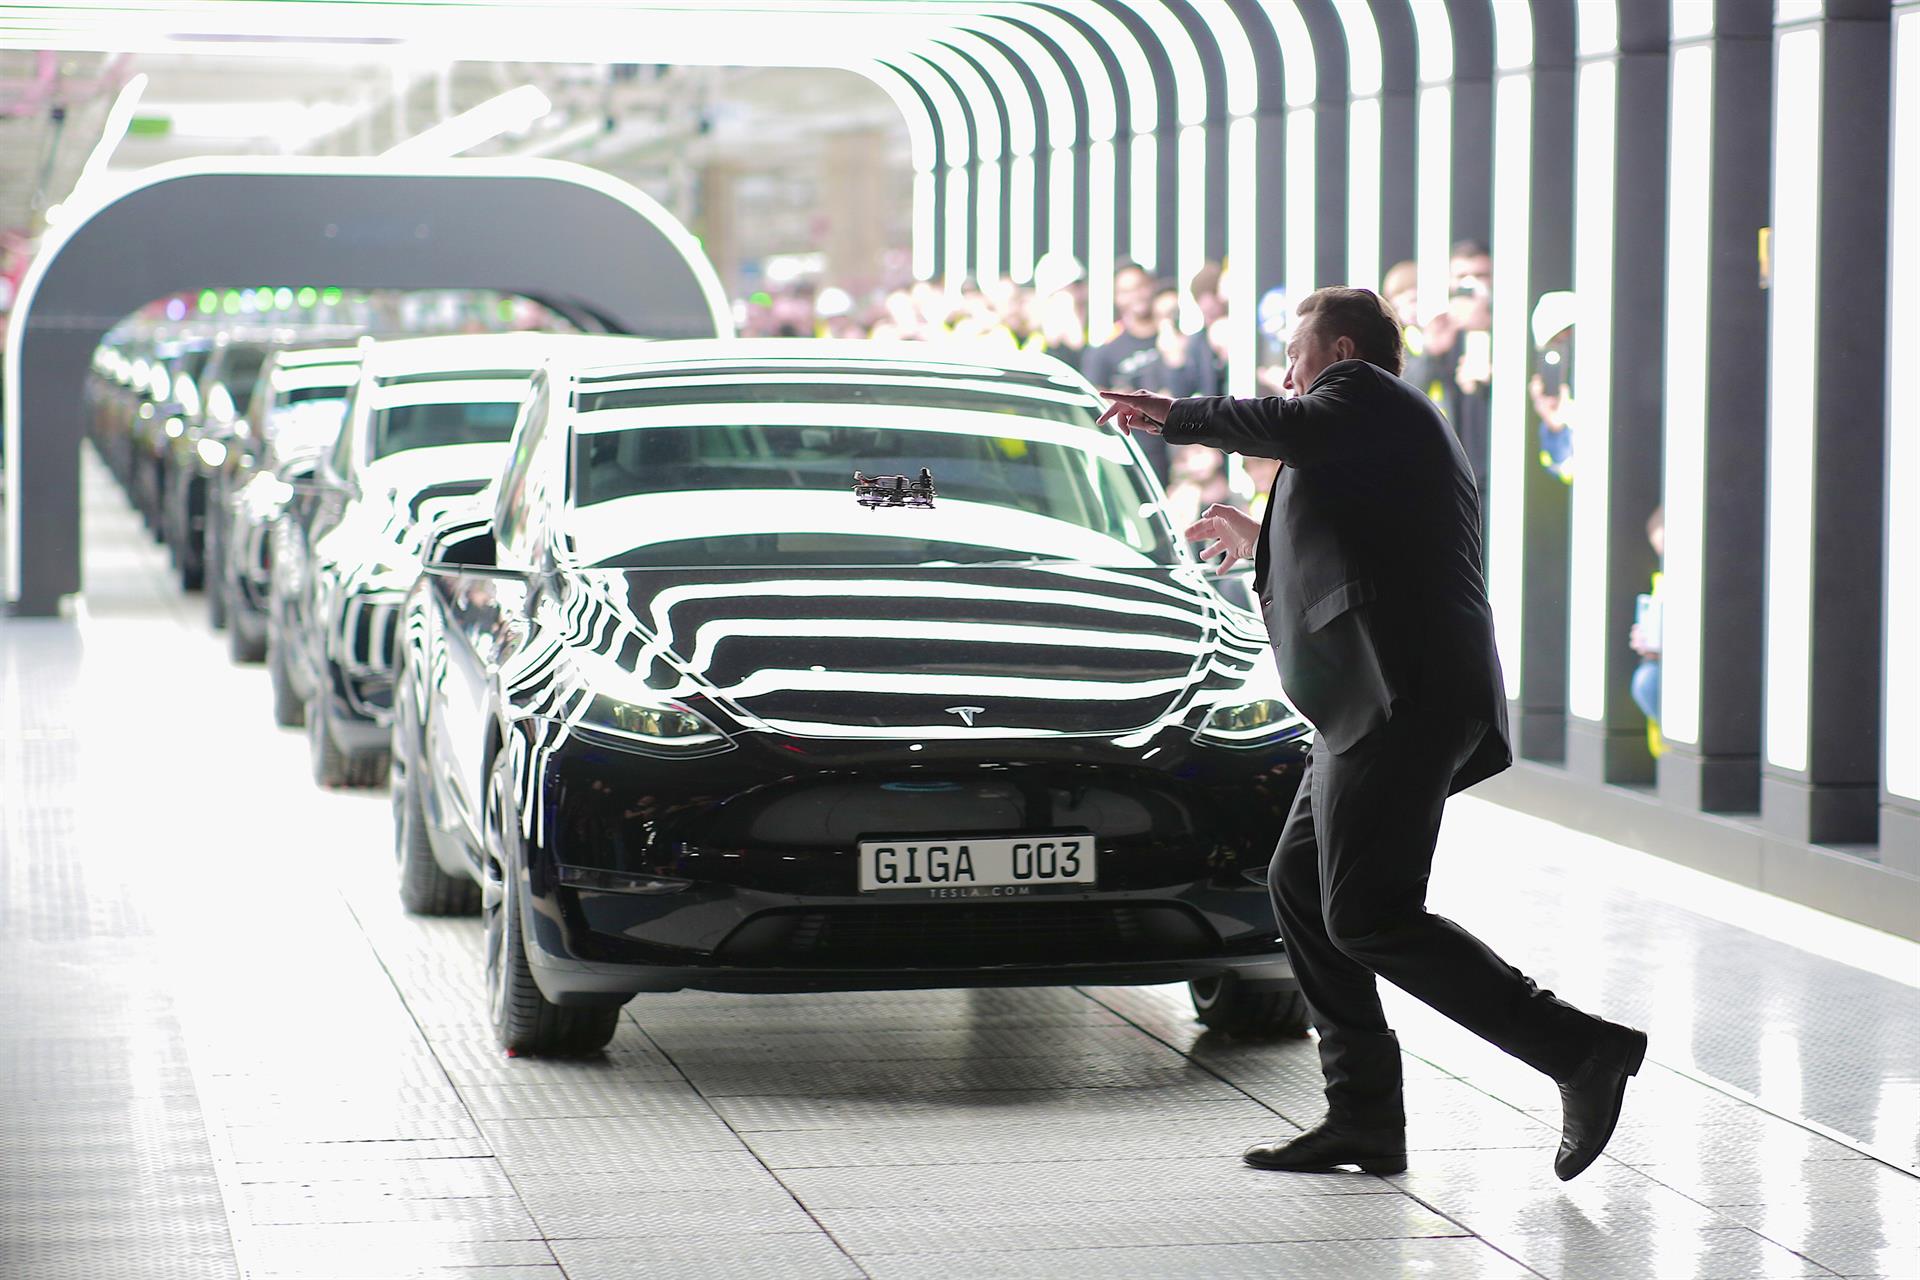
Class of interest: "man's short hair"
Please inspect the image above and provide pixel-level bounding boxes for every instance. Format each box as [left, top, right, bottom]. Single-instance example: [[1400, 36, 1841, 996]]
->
[[1450, 238, 1490, 261], [1295, 287, 1405, 377]]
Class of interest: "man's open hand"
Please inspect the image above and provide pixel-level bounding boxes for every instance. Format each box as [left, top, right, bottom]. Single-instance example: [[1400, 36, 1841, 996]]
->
[[1097, 388, 1173, 435], [1184, 502, 1261, 574]]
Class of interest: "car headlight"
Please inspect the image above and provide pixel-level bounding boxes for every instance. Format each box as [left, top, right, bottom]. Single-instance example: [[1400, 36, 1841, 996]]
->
[[578, 693, 731, 753], [1193, 697, 1308, 749]]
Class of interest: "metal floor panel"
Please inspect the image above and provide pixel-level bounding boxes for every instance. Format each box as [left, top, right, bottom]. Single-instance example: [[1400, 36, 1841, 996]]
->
[[4, 450, 1917, 1279]]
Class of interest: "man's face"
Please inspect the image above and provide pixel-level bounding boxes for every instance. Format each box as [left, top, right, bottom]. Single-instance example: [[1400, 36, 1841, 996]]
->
[[1282, 321, 1347, 395], [1115, 267, 1153, 321]]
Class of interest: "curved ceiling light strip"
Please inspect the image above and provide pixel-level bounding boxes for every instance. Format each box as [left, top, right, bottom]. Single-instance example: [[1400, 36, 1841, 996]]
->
[[878, 51, 974, 294], [1407, 0, 1456, 321], [1117, 1, 1213, 334], [1252, 0, 1320, 306], [987, 3, 1123, 339], [1485, 0, 1536, 702], [943, 24, 1061, 285], [937, 30, 1042, 285], [1332, 0, 1385, 292], [914, 42, 1006, 288], [865, 58, 946, 284], [1027, 1, 1159, 273], [1210, 8, 1264, 396]]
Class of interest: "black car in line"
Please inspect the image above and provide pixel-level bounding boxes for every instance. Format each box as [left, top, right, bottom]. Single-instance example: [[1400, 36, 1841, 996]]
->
[[393, 341, 1311, 1055]]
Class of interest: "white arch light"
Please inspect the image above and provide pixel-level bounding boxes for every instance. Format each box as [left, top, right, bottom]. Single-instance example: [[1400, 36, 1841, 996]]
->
[[939, 31, 1041, 284], [915, 43, 1004, 287], [1408, 0, 1455, 327], [1256, 0, 1321, 305], [1334, 0, 1385, 292]]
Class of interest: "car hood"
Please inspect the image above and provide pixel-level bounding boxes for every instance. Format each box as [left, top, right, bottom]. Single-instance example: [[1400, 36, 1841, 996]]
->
[[575, 564, 1238, 741]]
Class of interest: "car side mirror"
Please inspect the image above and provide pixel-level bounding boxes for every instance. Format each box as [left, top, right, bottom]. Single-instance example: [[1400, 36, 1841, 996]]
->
[[423, 524, 514, 575]]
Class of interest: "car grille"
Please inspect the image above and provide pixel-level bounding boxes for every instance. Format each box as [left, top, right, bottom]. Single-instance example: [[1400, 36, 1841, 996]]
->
[[715, 902, 1218, 969], [342, 594, 402, 677]]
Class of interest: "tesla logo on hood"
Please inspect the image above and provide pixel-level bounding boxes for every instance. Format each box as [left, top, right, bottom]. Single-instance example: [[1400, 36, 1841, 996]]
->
[[946, 706, 986, 726]]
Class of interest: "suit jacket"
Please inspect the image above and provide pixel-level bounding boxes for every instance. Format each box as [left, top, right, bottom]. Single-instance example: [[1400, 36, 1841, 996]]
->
[[1162, 358, 1511, 793]]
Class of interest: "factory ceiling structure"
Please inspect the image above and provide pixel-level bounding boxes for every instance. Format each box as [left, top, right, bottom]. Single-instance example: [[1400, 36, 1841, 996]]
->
[[3, 0, 1918, 923]]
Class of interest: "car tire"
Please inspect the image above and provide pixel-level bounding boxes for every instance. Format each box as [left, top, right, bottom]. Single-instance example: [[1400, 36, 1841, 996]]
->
[[394, 728, 479, 917], [268, 635, 306, 727], [484, 750, 620, 1057], [1189, 974, 1312, 1038], [308, 693, 386, 789], [229, 610, 267, 664]]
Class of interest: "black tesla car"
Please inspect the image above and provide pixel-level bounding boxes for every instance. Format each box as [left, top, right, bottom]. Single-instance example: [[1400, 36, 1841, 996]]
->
[[394, 341, 1311, 1054]]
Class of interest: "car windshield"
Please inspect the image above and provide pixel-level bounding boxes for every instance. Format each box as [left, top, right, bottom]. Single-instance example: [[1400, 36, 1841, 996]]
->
[[567, 379, 1177, 569], [370, 395, 523, 458], [266, 396, 349, 460]]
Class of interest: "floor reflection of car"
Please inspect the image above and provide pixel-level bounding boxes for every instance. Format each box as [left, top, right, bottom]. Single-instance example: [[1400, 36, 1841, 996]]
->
[[216, 344, 365, 663], [270, 332, 648, 788], [393, 341, 1312, 1055]]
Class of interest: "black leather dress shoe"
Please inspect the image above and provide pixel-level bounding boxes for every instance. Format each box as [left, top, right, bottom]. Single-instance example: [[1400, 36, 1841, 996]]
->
[[1554, 1021, 1648, 1181], [1243, 1120, 1407, 1174]]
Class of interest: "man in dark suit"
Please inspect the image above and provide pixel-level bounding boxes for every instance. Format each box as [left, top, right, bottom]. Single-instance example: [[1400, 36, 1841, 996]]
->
[[1099, 287, 1645, 1182]]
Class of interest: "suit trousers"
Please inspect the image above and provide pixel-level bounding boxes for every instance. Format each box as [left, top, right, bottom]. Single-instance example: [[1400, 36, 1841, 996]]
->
[[1269, 702, 1598, 1124]]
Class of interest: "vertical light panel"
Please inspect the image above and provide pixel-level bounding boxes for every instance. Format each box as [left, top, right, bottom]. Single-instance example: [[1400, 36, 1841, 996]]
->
[[1285, 107, 1316, 297], [1227, 113, 1258, 398], [912, 170, 936, 280], [1885, 9, 1920, 800], [1087, 138, 1117, 342], [944, 164, 971, 294], [975, 159, 1002, 285], [1659, 43, 1716, 747], [1007, 152, 1035, 283], [1347, 96, 1382, 289], [1177, 122, 1207, 329], [1567, 59, 1618, 723], [1488, 71, 1532, 701], [1764, 28, 1823, 773], [1415, 85, 1452, 326], [1048, 142, 1074, 272], [1130, 132, 1158, 269]]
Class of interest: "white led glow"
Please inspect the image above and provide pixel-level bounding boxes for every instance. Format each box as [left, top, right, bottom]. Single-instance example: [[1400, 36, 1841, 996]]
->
[[1048, 143, 1076, 272], [1131, 132, 1158, 270], [944, 163, 971, 293], [1227, 113, 1258, 398], [77, 73, 148, 191], [1087, 139, 1118, 340], [1416, 84, 1452, 326], [1888, 10, 1920, 801], [1332, 0, 1384, 97], [381, 84, 551, 158], [1659, 44, 1716, 747], [940, 32, 1034, 158], [1775, 0, 1826, 22], [1408, 0, 1455, 85], [912, 170, 936, 280], [866, 59, 938, 174], [1007, 152, 1036, 283], [1568, 60, 1618, 724], [1177, 123, 1207, 331], [974, 160, 1002, 285], [1130, 1, 1210, 127], [1671, 2, 1715, 41], [1489, 72, 1533, 702], [1020, 2, 1133, 141], [1492, 0, 1535, 72], [1285, 107, 1316, 298], [1213, 8, 1261, 118], [1764, 28, 1822, 774], [1347, 96, 1382, 290], [1576, 0, 1621, 58], [1258, 0, 1321, 106]]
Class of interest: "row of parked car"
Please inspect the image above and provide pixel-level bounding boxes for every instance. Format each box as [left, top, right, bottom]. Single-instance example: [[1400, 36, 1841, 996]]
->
[[88, 322, 1315, 1056]]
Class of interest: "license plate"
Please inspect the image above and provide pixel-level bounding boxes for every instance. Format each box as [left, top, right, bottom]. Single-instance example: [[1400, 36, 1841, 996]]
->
[[858, 835, 1096, 895]]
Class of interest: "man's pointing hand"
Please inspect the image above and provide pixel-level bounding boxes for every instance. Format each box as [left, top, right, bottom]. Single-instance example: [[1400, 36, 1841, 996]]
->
[[1097, 388, 1173, 436]]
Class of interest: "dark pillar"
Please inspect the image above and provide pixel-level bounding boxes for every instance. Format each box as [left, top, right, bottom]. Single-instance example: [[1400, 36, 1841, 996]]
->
[[1299, 0, 1351, 288], [1759, 0, 1890, 845], [1563, 0, 1669, 785], [1883, 1, 1920, 873], [1372, 0, 1419, 274], [1445, 0, 1494, 247], [1655, 0, 1772, 814]]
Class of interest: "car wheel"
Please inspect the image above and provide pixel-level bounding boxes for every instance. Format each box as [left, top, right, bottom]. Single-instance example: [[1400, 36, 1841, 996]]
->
[[393, 720, 478, 917], [483, 750, 620, 1057], [1190, 974, 1312, 1038], [267, 633, 306, 727], [228, 609, 266, 664], [206, 564, 228, 630], [307, 692, 385, 789]]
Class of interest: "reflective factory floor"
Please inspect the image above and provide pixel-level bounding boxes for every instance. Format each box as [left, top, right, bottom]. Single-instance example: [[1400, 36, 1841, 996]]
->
[[3, 455, 1916, 1279]]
